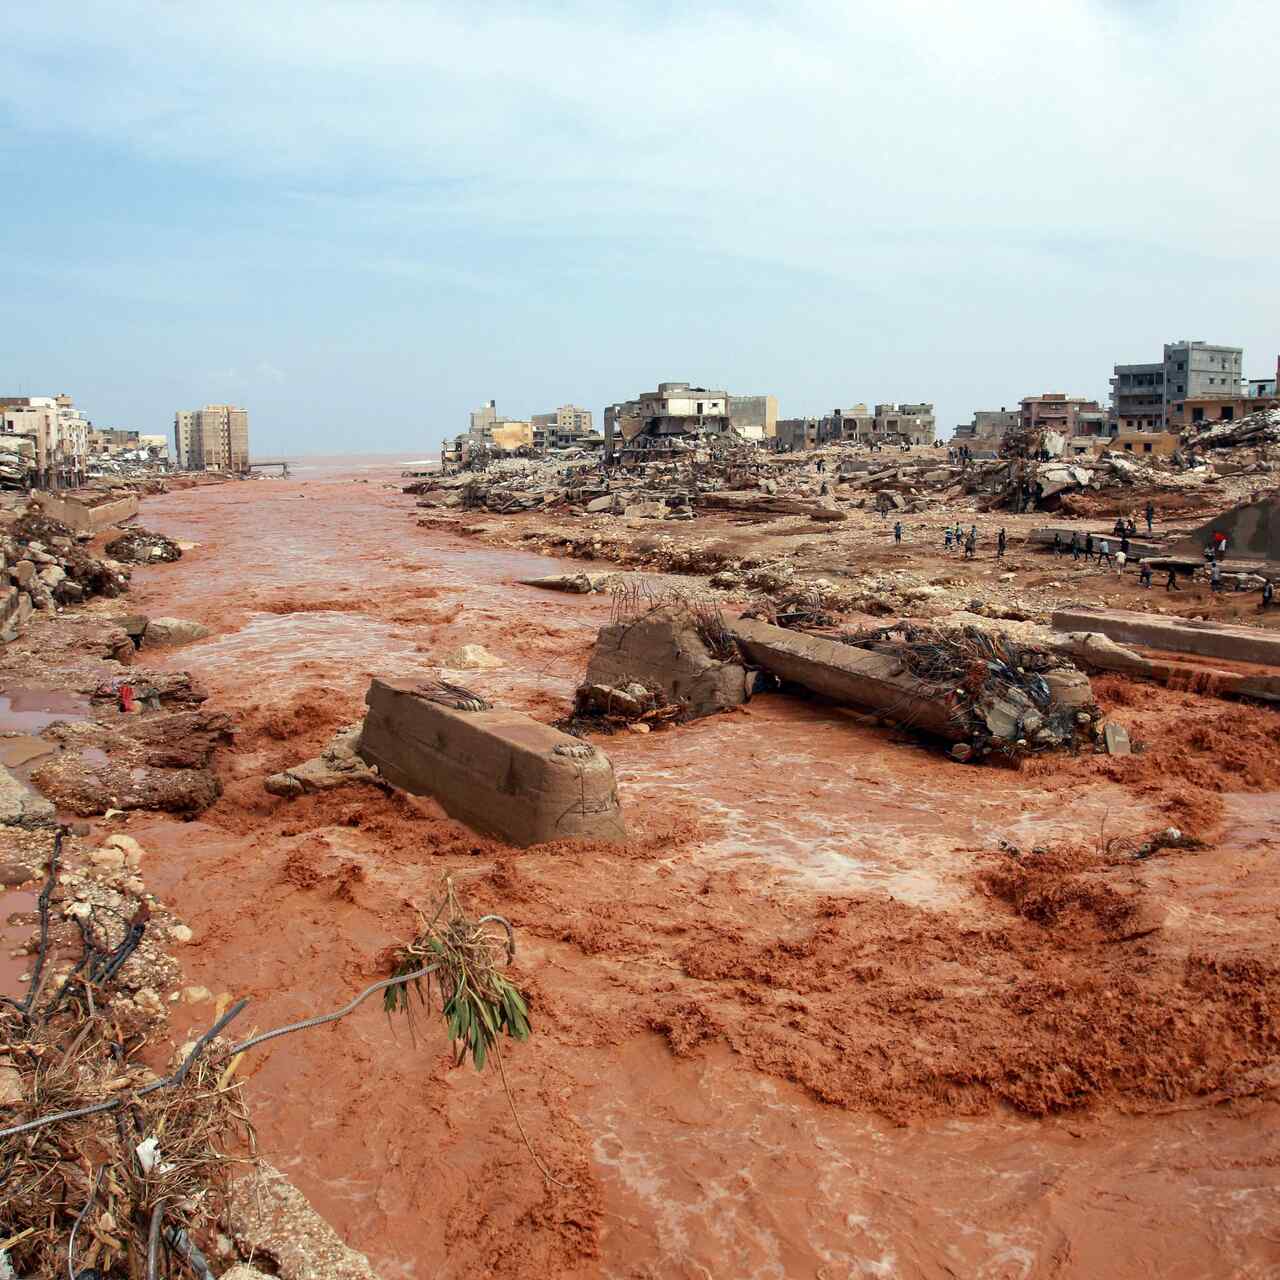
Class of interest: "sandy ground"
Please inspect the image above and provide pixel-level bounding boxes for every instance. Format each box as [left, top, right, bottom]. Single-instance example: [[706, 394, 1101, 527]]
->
[[5, 464, 1280, 1278]]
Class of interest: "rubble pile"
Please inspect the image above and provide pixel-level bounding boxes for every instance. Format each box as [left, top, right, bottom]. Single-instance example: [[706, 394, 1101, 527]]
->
[[836, 622, 1099, 759], [2, 510, 130, 641], [104, 525, 183, 563], [1183, 407, 1280, 453]]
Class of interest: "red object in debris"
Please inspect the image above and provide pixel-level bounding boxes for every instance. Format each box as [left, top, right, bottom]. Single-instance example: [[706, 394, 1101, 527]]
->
[[119, 684, 135, 712]]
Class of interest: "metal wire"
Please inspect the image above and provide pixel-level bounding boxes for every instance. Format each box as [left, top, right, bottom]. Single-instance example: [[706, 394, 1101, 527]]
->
[[67, 1164, 106, 1280]]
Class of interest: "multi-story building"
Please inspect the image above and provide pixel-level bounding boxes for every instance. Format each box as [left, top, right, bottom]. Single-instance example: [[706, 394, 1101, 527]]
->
[[174, 405, 250, 472], [873, 403, 935, 445], [1019, 393, 1106, 439], [604, 382, 733, 462], [174, 411, 197, 468], [531, 404, 594, 451], [1111, 340, 1244, 431], [0, 394, 89, 488]]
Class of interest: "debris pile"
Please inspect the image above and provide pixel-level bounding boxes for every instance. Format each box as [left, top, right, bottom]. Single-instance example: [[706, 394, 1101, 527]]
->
[[565, 678, 687, 734], [1183, 407, 1280, 453], [104, 525, 183, 563], [836, 622, 1099, 759], [2, 510, 131, 641]]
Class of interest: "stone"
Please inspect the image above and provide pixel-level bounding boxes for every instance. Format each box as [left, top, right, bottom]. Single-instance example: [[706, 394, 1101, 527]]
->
[[357, 678, 627, 847], [38, 564, 66, 588], [169, 924, 194, 944], [624, 501, 668, 519], [116, 613, 150, 637], [265, 723, 384, 797], [11, 560, 35, 589], [585, 495, 616, 513], [142, 617, 211, 647], [89, 846, 127, 870], [440, 644, 504, 669], [0, 763, 56, 827], [0, 1060, 22, 1106], [104, 833, 145, 861], [1104, 722, 1132, 756]]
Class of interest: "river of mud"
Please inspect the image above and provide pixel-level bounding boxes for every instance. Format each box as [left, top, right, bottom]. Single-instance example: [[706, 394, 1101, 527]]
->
[[105, 460, 1279, 1278]]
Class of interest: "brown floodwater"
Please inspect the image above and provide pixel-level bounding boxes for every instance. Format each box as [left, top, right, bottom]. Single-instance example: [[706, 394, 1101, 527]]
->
[[107, 460, 1280, 1279]]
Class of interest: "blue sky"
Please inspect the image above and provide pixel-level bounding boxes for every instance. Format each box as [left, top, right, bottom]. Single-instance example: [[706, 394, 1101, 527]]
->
[[2, 1, 1277, 454]]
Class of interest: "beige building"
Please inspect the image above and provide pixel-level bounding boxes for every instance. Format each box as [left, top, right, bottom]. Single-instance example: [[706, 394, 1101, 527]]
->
[[0, 394, 89, 488], [531, 404, 594, 450], [176, 404, 250, 472]]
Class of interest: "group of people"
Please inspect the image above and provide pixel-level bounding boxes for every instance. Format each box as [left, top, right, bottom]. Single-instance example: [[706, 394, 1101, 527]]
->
[[941, 522, 990, 559]]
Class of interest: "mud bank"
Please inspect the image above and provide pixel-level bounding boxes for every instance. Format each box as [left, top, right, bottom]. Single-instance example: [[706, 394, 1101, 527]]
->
[[36, 462, 1280, 1278]]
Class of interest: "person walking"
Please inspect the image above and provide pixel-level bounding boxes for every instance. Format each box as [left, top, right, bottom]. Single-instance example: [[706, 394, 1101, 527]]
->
[[1116, 549, 1127, 575], [894, 520, 903, 545], [1262, 579, 1275, 610], [1085, 532, 1095, 562], [1210, 560, 1223, 592], [1053, 531, 1062, 558], [1145, 501, 1155, 534], [997, 527, 1007, 559], [964, 529, 977, 560], [1072, 531, 1082, 561], [1166, 568, 1181, 591], [1139, 562, 1153, 588], [944, 527, 954, 552], [1099, 538, 1113, 567], [1120, 532, 1130, 558]]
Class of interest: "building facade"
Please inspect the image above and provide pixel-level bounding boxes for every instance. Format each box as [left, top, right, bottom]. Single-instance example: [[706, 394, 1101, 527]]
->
[[1019, 393, 1106, 438], [727, 395, 779, 441], [0, 394, 89, 488], [531, 404, 594, 451], [175, 405, 250, 472], [1111, 340, 1244, 431], [604, 382, 734, 462]]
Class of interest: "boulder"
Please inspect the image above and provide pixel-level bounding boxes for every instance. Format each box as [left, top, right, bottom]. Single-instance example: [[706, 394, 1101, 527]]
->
[[142, 617, 211, 647], [440, 644, 504, 669]]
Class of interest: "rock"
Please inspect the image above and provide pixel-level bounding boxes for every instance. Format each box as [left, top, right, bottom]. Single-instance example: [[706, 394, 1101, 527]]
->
[[624, 501, 668, 519], [38, 564, 66, 589], [0, 1060, 22, 1106], [169, 924, 194, 944], [11, 560, 35, 589], [116, 613, 150, 637], [440, 644, 504, 669], [264, 723, 384, 797], [585, 495, 616, 513], [1103, 722, 1132, 756], [182, 985, 214, 1004], [0, 763, 56, 827], [104, 833, 145, 862], [142, 617, 211, 647], [89, 846, 127, 870]]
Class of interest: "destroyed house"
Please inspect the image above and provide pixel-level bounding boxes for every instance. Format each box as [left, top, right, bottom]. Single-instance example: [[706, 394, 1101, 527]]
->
[[605, 382, 738, 463]]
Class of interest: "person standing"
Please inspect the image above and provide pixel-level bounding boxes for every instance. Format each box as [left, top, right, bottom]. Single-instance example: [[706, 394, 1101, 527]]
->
[[1139, 562, 1153, 588], [965, 529, 977, 559], [1116, 549, 1127, 575], [1120, 532, 1130, 558], [1072, 531, 1082, 561], [1210, 560, 1223, 592], [997, 527, 1007, 559], [1053, 531, 1062, 558], [944, 527, 954, 552], [1085, 532, 1095, 562], [894, 520, 903, 545], [1263, 579, 1275, 610], [1099, 538, 1113, 567], [1145, 501, 1155, 534]]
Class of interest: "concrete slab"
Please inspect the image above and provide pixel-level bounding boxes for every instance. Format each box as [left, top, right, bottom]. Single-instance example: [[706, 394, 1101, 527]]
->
[[1052, 608, 1280, 667], [729, 619, 963, 741], [0, 763, 56, 827], [32, 490, 140, 535], [357, 678, 626, 847]]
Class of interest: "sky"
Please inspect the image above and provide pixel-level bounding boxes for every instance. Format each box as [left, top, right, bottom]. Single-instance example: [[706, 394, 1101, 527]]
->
[[2, 0, 1278, 455]]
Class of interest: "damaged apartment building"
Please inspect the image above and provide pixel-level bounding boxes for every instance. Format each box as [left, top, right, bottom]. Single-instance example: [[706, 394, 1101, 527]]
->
[[444, 399, 599, 467], [774, 402, 936, 452], [603, 383, 779, 464]]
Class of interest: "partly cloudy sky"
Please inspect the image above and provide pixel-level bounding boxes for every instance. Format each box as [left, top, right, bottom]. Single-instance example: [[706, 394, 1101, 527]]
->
[[2, 1, 1277, 453]]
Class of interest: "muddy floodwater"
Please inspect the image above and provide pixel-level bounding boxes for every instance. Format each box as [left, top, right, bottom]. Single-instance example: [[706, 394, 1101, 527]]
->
[[111, 458, 1279, 1278]]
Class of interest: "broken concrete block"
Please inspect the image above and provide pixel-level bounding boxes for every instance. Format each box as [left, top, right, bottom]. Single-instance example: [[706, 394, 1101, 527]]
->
[[585, 494, 616, 513], [730, 619, 963, 741], [357, 678, 627, 846], [1104, 722, 1132, 756], [584, 604, 750, 719], [518, 573, 601, 593], [265, 723, 384, 797]]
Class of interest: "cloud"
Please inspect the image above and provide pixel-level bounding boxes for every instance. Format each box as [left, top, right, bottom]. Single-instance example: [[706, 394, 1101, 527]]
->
[[2, 1, 1277, 443]]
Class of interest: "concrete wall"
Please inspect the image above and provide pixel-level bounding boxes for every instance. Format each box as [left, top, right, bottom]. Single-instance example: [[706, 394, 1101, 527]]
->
[[33, 490, 140, 534]]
